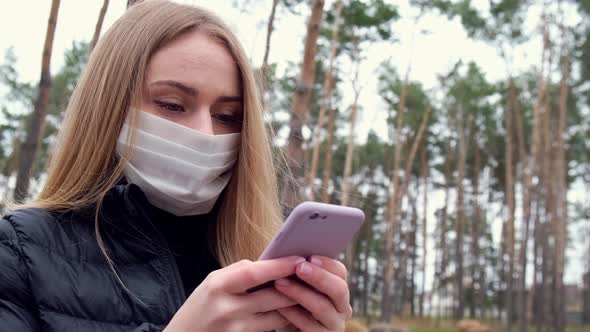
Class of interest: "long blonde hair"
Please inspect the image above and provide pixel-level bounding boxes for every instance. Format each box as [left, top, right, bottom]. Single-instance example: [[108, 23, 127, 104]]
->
[[15, 0, 282, 266]]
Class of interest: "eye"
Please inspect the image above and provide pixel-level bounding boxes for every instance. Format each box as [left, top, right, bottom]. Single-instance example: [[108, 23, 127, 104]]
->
[[214, 113, 243, 126], [155, 100, 185, 113]]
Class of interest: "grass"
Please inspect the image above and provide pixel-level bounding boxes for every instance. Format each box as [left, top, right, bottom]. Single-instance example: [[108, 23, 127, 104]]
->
[[394, 317, 590, 332], [565, 327, 590, 332], [349, 316, 589, 332], [408, 327, 590, 332]]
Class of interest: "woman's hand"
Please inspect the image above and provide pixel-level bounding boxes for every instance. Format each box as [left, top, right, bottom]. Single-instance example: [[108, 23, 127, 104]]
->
[[274, 255, 352, 331], [164, 256, 305, 332]]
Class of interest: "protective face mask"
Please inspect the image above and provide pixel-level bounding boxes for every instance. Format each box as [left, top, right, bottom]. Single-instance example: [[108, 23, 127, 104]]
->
[[116, 111, 240, 216]]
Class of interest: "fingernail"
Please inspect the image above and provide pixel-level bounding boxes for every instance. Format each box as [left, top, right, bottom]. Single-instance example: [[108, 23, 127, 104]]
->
[[275, 278, 290, 287], [298, 262, 312, 275], [310, 256, 322, 266], [294, 257, 306, 265]]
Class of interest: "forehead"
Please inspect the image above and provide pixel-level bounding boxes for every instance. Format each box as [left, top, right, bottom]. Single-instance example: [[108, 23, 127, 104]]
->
[[145, 30, 241, 95]]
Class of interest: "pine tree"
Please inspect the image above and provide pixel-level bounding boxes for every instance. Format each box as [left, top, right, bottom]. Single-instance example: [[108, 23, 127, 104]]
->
[[13, 0, 61, 202]]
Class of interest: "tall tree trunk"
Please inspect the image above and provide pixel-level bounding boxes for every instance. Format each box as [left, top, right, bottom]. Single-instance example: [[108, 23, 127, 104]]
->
[[541, 223, 551, 332], [13, 0, 61, 202], [542, 17, 558, 331], [420, 142, 428, 317], [481, 167, 492, 320], [307, 0, 343, 200], [552, 42, 570, 332], [381, 102, 430, 321], [505, 79, 517, 332], [349, 229, 362, 311], [499, 220, 508, 321], [515, 80, 533, 332], [402, 110, 431, 312], [398, 218, 408, 315], [382, 74, 410, 320], [89, 0, 109, 52], [261, 0, 279, 84], [531, 16, 550, 331], [437, 139, 453, 321], [454, 109, 468, 320], [541, 76, 554, 332], [471, 130, 482, 319], [410, 193, 418, 316], [533, 206, 543, 332], [362, 192, 375, 318], [342, 55, 361, 271], [433, 245, 441, 322], [282, 0, 325, 206], [320, 108, 336, 203]]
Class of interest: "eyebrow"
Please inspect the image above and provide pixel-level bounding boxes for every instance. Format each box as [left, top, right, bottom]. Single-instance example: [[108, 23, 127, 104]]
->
[[150, 80, 197, 96], [216, 96, 242, 103], [149, 80, 242, 103]]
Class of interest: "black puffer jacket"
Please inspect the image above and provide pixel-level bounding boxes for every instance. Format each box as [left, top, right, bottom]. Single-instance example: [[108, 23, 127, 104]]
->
[[0, 183, 211, 331]]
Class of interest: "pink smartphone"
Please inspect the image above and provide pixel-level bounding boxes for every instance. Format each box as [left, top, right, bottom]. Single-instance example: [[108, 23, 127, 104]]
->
[[259, 201, 365, 260], [247, 201, 364, 292]]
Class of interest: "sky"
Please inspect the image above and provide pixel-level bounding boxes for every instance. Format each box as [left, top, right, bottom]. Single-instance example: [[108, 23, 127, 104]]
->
[[0, 0, 587, 288]]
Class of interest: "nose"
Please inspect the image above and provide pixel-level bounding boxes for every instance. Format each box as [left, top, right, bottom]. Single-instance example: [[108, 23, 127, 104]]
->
[[188, 106, 214, 135]]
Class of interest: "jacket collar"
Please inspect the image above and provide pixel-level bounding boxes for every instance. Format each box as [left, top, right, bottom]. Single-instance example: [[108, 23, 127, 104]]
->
[[99, 181, 168, 257]]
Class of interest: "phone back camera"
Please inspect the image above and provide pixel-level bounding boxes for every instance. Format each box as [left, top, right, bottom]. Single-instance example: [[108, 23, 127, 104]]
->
[[310, 212, 320, 220]]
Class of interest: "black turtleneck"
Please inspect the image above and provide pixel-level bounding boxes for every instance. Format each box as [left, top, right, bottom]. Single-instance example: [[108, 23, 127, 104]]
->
[[148, 205, 220, 297]]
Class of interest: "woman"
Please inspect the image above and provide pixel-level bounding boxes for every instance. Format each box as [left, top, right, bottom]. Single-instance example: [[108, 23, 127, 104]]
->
[[0, 1, 352, 331]]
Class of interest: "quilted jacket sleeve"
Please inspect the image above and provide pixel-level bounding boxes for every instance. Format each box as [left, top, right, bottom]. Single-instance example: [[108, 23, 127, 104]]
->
[[0, 216, 40, 332]]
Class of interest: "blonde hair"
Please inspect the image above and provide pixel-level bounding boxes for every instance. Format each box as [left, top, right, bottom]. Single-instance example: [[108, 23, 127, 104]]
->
[[14, 0, 282, 266]]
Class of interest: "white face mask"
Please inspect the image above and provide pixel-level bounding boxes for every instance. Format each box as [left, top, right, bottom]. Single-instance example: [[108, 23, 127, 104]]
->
[[116, 111, 240, 216]]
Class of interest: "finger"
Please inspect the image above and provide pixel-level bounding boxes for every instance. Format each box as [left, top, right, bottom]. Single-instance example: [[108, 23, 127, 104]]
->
[[216, 256, 305, 293], [248, 311, 290, 332], [278, 306, 326, 332], [309, 256, 347, 281], [204, 258, 251, 281], [240, 287, 296, 313], [274, 277, 342, 330], [296, 261, 352, 319], [275, 324, 299, 332]]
